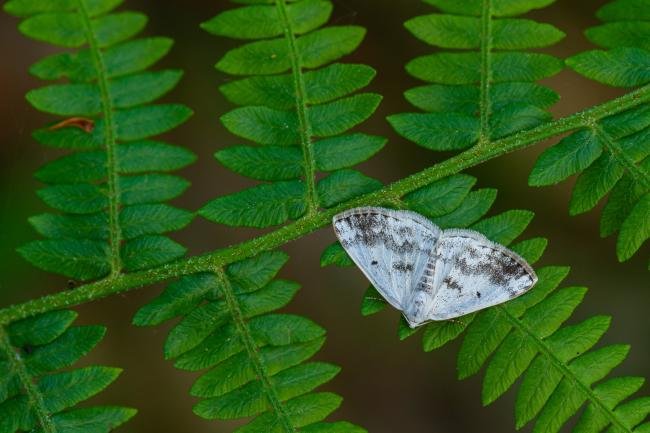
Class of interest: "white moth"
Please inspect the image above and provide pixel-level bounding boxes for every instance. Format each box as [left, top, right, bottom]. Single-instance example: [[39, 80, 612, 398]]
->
[[333, 207, 537, 328]]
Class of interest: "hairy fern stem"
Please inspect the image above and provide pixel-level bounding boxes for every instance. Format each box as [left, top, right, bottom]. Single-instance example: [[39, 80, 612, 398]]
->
[[0, 326, 56, 433], [76, 0, 123, 275], [215, 270, 296, 432], [1, 83, 649, 325], [276, 0, 319, 214]]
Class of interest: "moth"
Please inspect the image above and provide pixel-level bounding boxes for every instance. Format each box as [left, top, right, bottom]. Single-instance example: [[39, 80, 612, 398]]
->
[[333, 207, 537, 328]]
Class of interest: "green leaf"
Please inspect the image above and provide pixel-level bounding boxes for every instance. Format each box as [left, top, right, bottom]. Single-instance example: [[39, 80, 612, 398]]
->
[[587, 22, 650, 50], [174, 314, 325, 370], [34, 142, 193, 183], [220, 63, 375, 109], [194, 362, 340, 419], [404, 174, 476, 218], [314, 134, 385, 172], [33, 124, 103, 150], [4, 0, 122, 17], [202, 0, 332, 39], [617, 193, 650, 261], [19, 12, 85, 48], [119, 174, 190, 205], [31, 37, 173, 81], [50, 406, 136, 433], [18, 239, 110, 281], [217, 26, 365, 75], [109, 70, 184, 108], [317, 169, 381, 208], [567, 48, 650, 87], [199, 181, 307, 227], [510, 238, 548, 264], [35, 152, 105, 183], [191, 338, 325, 398], [215, 146, 303, 181], [601, 104, 650, 139], [489, 103, 551, 139], [405, 82, 558, 113], [424, 0, 556, 17], [481, 329, 538, 405], [133, 273, 220, 327], [20, 11, 146, 48], [222, 106, 299, 146], [431, 189, 497, 228], [600, 173, 646, 237], [25, 326, 106, 375], [422, 314, 474, 351], [320, 242, 353, 267], [91, 12, 148, 48], [406, 15, 564, 50], [121, 235, 186, 271], [120, 204, 193, 239], [596, 0, 650, 22], [37, 183, 106, 214], [569, 152, 625, 215], [114, 104, 192, 140], [227, 251, 290, 293], [529, 129, 603, 186], [163, 301, 230, 360], [472, 210, 535, 245], [39, 366, 121, 414], [29, 212, 108, 240], [27, 82, 101, 116], [117, 140, 196, 172], [407, 52, 562, 84], [360, 286, 388, 316], [236, 392, 342, 432], [388, 112, 479, 151], [310, 93, 382, 137], [8, 310, 77, 347], [515, 316, 612, 428]]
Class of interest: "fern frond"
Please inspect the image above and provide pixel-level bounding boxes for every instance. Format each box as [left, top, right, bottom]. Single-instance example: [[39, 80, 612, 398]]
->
[[4, 0, 195, 281], [326, 173, 650, 432], [134, 251, 365, 432], [388, 0, 564, 151], [0, 311, 134, 432], [198, 0, 384, 228], [529, 0, 650, 263]]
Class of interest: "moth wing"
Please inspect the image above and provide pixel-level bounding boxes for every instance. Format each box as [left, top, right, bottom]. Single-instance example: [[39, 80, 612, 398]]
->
[[333, 207, 441, 310], [426, 229, 537, 321]]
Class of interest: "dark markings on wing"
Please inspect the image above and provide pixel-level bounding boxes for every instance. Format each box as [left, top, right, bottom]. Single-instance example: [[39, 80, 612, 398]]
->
[[333, 207, 441, 310]]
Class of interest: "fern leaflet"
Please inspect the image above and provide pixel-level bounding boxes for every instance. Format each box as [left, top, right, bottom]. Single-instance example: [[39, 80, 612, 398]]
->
[[326, 174, 650, 433], [4, 0, 195, 281], [529, 0, 650, 263], [134, 252, 365, 432], [198, 0, 384, 228], [0, 311, 134, 433], [388, 0, 564, 150]]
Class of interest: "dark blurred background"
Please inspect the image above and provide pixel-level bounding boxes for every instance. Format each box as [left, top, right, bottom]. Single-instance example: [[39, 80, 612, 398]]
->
[[0, 0, 648, 432]]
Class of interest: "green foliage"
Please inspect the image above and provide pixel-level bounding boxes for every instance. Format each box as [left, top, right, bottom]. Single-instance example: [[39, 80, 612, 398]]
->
[[0, 310, 134, 433], [388, 0, 564, 151], [6, 0, 195, 281], [134, 251, 365, 432], [325, 174, 650, 433], [532, 0, 650, 263], [568, 0, 650, 87], [2, 0, 650, 432], [199, 0, 384, 228]]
